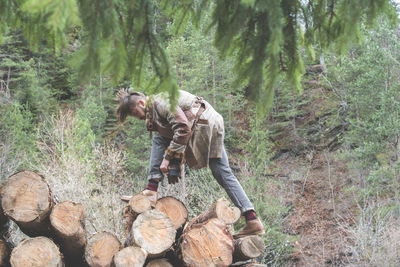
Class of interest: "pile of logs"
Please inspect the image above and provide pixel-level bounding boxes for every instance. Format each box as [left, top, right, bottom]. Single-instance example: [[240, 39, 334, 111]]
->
[[0, 170, 266, 267]]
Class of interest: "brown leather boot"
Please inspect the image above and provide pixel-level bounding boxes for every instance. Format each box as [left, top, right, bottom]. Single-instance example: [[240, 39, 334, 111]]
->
[[233, 218, 265, 239]]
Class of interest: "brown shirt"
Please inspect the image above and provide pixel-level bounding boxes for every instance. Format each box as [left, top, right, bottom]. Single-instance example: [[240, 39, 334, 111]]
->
[[146, 90, 224, 169]]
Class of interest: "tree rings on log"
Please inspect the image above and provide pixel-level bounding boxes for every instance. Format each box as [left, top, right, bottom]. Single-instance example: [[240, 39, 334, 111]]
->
[[131, 210, 176, 256], [112, 246, 147, 267], [233, 235, 265, 261], [10, 236, 64, 267], [180, 218, 234, 267], [155, 196, 188, 230], [146, 258, 173, 267], [185, 198, 240, 231], [123, 194, 152, 235], [85, 231, 121, 267], [1, 170, 54, 237], [50, 201, 87, 263]]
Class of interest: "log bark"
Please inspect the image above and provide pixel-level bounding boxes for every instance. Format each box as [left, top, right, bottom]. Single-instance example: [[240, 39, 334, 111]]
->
[[128, 210, 176, 257], [123, 193, 152, 235], [155, 196, 188, 230], [1, 170, 55, 237], [233, 236, 265, 261], [146, 258, 173, 267], [112, 246, 147, 267], [0, 238, 10, 267], [50, 201, 87, 265], [185, 198, 240, 231], [85, 231, 121, 267], [10, 237, 64, 267], [180, 218, 234, 267]]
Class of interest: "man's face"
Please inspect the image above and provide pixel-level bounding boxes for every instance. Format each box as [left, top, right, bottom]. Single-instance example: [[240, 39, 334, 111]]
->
[[129, 104, 146, 120]]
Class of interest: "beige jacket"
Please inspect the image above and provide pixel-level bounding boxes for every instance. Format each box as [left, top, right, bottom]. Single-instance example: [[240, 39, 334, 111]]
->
[[146, 90, 224, 169]]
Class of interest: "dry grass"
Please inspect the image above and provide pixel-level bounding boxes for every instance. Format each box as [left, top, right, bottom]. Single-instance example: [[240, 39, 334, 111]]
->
[[33, 111, 141, 241], [343, 201, 400, 266]]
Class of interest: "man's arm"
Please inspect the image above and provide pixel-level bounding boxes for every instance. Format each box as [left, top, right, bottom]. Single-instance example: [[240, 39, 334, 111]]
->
[[156, 103, 191, 173]]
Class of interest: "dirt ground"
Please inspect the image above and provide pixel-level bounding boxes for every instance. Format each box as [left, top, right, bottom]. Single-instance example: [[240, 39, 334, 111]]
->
[[273, 151, 357, 266]]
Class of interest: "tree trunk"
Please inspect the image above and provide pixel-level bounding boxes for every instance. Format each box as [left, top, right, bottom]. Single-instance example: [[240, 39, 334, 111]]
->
[[112, 246, 147, 267], [85, 231, 121, 267], [50, 201, 87, 266], [155, 196, 188, 230], [146, 258, 173, 267], [123, 193, 152, 235], [1, 170, 55, 237], [180, 218, 234, 267], [0, 238, 10, 267], [128, 210, 176, 257], [10, 237, 64, 267], [185, 198, 240, 230], [233, 236, 265, 261]]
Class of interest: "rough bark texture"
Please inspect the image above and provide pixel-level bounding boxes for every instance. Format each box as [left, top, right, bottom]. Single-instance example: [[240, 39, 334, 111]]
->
[[130, 210, 176, 257], [10, 237, 64, 267], [186, 198, 240, 231], [50, 201, 87, 266], [233, 236, 265, 261], [146, 258, 173, 267], [1, 170, 55, 237], [155, 196, 188, 230], [85, 231, 121, 267], [112, 246, 147, 267], [0, 238, 10, 267], [180, 218, 234, 267], [123, 194, 152, 235]]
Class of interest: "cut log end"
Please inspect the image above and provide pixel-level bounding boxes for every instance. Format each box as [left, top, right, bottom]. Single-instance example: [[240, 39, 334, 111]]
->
[[85, 231, 121, 267], [146, 258, 173, 267], [234, 235, 265, 261], [155, 196, 188, 230], [181, 218, 234, 267], [10, 237, 63, 267], [1, 170, 54, 236], [131, 210, 176, 256], [214, 198, 241, 225], [112, 246, 147, 267], [50, 201, 87, 260]]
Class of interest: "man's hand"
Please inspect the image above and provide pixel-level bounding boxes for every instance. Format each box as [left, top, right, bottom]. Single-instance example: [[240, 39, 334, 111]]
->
[[160, 158, 170, 174]]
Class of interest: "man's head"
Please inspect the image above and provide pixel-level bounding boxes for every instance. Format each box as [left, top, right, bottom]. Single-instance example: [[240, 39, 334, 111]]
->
[[116, 89, 146, 122]]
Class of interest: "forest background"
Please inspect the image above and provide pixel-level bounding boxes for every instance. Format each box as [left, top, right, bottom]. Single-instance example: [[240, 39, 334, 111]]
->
[[1, 0, 400, 265]]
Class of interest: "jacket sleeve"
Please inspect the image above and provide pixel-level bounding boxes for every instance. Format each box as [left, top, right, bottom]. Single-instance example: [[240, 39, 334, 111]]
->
[[156, 103, 191, 160]]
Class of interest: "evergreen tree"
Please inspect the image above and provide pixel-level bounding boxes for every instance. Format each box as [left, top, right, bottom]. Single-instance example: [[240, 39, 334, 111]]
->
[[1, 0, 396, 114]]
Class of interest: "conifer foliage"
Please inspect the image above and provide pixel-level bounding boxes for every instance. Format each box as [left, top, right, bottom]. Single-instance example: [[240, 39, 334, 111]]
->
[[1, 0, 396, 113]]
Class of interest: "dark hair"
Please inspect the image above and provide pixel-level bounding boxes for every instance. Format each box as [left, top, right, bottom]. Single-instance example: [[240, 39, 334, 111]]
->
[[115, 92, 145, 122]]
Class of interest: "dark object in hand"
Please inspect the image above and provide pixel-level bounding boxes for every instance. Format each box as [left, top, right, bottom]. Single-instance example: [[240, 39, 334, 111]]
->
[[167, 158, 181, 184]]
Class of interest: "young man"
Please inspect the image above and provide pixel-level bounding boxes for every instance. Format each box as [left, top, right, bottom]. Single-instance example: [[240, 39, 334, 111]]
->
[[116, 89, 264, 238]]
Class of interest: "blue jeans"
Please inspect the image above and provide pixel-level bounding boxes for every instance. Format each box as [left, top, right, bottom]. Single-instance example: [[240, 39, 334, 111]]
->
[[148, 133, 255, 213]]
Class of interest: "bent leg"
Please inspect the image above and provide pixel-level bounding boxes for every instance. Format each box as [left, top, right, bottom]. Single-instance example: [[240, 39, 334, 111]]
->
[[209, 146, 254, 213], [148, 133, 171, 182]]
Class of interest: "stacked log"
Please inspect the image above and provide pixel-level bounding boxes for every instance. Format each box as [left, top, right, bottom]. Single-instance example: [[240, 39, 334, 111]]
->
[[146, 258, 173, 267], [155, 197, 188, 230], [128, 210, 176, 257], [180, 218, 235, 266], [50, 201, 87, 266], [1, 170, 55, 237], [85, 231, 121, 267], [234, 236, 265, 261], [112, 246, 147, 267], [0, 170, 266, 266], [10, 237, 64, 266]]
